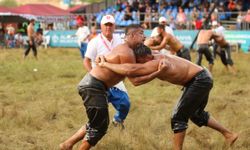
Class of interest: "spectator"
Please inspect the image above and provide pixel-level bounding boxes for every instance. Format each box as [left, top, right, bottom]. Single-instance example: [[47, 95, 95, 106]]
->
[[244, 9, 250, 23], [227, 0, 236, 12], [14, 32, 24, 48], [115, 0, 123, 12], [124, 5, 133, 21], [35, 31, 43, 46], [0, 29, 5, 48], [176, 7, 187, 29], [75, 21, 90, 58], [6, 24, 15, 36], [191, 7, 200, 28], [88, 26, 98, 41], [194, 18, 203, 29], [138, 2, 146, 23], [144, 6, 152, 29], [132, 0, 139, 11], [169, 16, 176, 30], [236, 12, 243, 29], [165, 10, 173, 22]]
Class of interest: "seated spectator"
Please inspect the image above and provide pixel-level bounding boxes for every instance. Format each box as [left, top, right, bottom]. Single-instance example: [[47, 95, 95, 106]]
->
[[5, 32, 15, 48], [244, 9, 250, 23], [14, 32, 24, 48], [35, 31, 43, 46], [169, 16, 176, 30], [227, 0, 236, 12], [176, 7, 187, 29], [144, 12, 152, 29], [165, 10, 173, 22], [124, 5, 133, 21], [194, 18, 203, 29], [138, 2, 146, 22], [0, 29, 5, 48]]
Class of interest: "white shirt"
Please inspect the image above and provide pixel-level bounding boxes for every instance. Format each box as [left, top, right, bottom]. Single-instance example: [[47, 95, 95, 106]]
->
[[150, 25, 174, 37], [215, 26, 225, 37], [75, 26, 90, 46], [85, 33, 127, 92]]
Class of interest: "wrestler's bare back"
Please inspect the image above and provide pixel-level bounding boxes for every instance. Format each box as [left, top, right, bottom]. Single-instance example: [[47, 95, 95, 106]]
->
[[90, 44, 136, 88], [197, 30, 213, 45], [155, 54, 203, 85]]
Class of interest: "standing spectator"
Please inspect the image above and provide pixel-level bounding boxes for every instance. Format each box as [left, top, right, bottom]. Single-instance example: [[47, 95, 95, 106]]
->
[[75, 21, 90, 59], [88, 26, 98, 41], [176, 7, 187, 29], [24, 19, 37, 59]]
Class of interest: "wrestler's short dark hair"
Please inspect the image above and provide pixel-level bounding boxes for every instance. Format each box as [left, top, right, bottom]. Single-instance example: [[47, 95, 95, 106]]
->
[[133, 44, 152, 58], [158, 24, 165, 30], [125, 25, 142, 35]]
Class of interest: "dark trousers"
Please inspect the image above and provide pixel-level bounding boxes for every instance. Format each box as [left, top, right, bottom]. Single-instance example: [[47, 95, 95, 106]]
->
[[24, 39, 37, 57]]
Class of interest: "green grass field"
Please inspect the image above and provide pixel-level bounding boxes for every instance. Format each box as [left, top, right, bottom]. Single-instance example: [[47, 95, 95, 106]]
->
[[0, 48, 249, 150]]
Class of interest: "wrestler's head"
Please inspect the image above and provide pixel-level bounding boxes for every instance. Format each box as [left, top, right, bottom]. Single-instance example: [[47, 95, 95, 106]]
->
[[152, 35, 163, 45], [157, 24, 165, 35], [125, 25, 146, 49], [133, 44, 153, 63]]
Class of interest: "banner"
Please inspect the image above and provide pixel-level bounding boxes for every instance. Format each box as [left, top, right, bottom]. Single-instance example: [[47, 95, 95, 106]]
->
[[46, 30, 250, 52]]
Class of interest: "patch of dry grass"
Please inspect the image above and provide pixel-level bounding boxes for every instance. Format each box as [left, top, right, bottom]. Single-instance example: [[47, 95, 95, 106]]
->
[[0, 48, 249, 150]]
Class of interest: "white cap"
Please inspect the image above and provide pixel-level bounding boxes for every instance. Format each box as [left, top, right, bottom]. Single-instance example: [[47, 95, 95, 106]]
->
[[159, 16, 167, 23], [212, 21, 218, 26], [101, 15, 115, 25]]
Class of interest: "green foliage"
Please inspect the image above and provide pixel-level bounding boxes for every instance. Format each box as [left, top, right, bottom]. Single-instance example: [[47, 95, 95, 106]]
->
[[0, 48, 249, 149], [0, 0, 18, 7]]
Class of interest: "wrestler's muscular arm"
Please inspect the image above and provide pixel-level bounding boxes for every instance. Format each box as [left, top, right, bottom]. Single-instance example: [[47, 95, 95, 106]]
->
[[149, 35, 168, 50], [128, 60, 167, 86], [99, 57, 159, 76]]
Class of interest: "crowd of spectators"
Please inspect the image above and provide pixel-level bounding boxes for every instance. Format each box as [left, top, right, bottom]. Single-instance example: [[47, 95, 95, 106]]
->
[[0, 22, 45, 49], [94, 0, 250, 29]]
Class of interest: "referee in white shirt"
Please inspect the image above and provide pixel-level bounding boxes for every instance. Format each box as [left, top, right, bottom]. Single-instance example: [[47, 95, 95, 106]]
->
[[84, 15, 130, 128]]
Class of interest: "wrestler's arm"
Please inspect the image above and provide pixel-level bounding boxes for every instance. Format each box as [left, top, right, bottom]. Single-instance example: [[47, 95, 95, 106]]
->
[[128, 69, 161, 86], [100, 59, 159, 76], [149, 36, 168, 50]]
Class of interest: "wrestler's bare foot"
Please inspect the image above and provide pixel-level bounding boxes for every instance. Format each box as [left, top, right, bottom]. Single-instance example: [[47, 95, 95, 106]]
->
[[225, 132, 238, 146], [60, 142, 73, 150]]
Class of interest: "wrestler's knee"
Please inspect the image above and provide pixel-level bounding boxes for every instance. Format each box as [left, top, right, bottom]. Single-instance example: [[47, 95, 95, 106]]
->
[[85, 118, 109, 146], [171, 118, 188, 133], [190, 111, 210, 127]]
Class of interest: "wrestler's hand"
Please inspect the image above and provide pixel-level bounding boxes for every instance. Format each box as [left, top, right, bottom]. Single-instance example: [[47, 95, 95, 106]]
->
[[95, 55, 106, 67]]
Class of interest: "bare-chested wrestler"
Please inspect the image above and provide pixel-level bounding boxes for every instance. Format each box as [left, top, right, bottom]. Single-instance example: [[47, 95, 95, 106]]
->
[[97, 44, 238, 150], [60, 25, 147, 150], [24, 19, 37, 59], [212, 26, 237, 75], [196, 30, 217, 72], [149, 25, 191, 61]]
